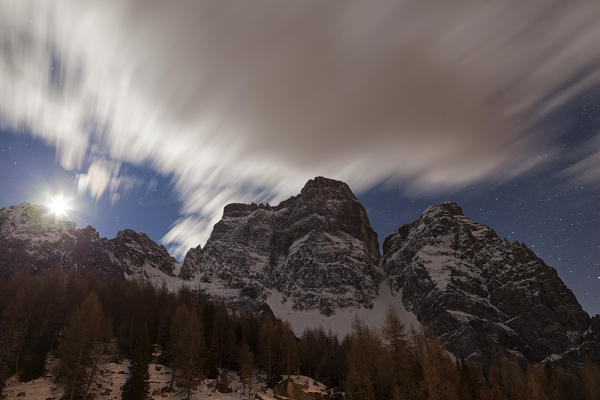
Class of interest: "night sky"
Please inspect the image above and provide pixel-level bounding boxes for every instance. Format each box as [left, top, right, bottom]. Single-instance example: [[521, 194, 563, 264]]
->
[[0, 2, 599, 316]]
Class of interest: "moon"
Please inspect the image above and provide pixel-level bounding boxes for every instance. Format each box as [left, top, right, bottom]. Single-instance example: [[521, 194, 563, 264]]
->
[[47, 195, 71, 218]]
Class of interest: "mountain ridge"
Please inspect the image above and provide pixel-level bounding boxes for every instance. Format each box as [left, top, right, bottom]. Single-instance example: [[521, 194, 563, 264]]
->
[[1, 177, 598, 367], [0, 202, 181, 286]]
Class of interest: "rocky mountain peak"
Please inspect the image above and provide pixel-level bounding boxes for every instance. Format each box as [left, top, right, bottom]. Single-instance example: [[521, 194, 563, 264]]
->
[[181, 176, 382, 315], [422, 201, 464, 218], [222, 202, 266, 217], [383, 202, 593, 365], [296, 177, 379, 260], [383, 201, 467, 255], [299, 176, 354, 197], [116, 228, 140, 239]]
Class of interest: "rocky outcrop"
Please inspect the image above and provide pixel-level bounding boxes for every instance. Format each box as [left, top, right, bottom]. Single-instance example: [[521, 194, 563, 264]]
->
[[181, 177, 382, 315], [382, 201, 594, 365], [0, 203, 179, 281]]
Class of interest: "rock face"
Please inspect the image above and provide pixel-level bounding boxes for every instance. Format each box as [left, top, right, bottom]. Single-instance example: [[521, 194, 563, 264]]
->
[[181, 177, 382, 315], [382, 201, 594, 364], [0, 203, 179, 282]]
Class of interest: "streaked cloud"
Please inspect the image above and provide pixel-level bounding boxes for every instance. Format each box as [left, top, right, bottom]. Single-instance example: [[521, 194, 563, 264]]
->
[[162, 216, 210, 263], [1, 0, 600, 257], [76, 158, 140, 204], [561, 136, 600, 189]]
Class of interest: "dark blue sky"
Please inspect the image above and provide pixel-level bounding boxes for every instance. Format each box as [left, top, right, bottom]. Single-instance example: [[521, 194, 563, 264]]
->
[[1, 114, 599, 316], [1, 1, 600, 318], [0, 132, 181, 246]]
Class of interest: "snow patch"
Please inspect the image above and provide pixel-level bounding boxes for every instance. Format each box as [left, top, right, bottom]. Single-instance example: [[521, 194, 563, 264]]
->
[[266, 282, 422, 338], [1, 360, 278, 400], [417, 245, 453, 291]]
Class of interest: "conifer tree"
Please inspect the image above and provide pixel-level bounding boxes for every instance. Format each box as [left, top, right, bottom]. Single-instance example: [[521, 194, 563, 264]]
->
[[259, 315, 280, 386], [239, 342, 254, 397], [0, 280, 31, 378], [2, 268, 600, 400], [382, 307, 407, 358], [381, 307, 411, 397], [169, 304, 205, 400], [281, 322, 300, 376], [526, 365, 550, 400], [19, 267, 66, 382], [345, 365, 375, 400], [419, 331, 459, 400], [58, 292, 110, 400], [457, 354, 480, 400], [582, 358, 600, 400], [122, 326, 152, 400]]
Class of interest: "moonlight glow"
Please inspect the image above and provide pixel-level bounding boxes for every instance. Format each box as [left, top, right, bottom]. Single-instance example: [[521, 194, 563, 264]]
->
[[47, 195, 71, 218]]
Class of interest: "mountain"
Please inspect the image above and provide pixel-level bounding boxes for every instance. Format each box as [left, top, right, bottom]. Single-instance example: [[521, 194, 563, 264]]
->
[[179, 178, 598, 366], [182, 178, 600, 363], [1, 178, 598, 367], [181, 177, 388, 320], [0, 203, 180, 285], [382, 201, 599, 365]]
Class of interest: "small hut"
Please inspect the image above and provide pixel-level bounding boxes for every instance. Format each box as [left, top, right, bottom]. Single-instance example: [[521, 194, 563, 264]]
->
[[273, 375, 327, 400]]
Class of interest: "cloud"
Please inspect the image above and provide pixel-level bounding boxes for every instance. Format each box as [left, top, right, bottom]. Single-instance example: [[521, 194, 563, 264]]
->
[[1, 1, 600, 257], [76, 158, 141, 203], [561, 136, 600, 189], [162, 216, 210, 262]]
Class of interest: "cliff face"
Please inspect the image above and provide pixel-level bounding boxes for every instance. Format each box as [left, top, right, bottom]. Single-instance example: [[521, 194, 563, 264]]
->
[[181, 177, 382, 315], [382, 201, 593, 364]]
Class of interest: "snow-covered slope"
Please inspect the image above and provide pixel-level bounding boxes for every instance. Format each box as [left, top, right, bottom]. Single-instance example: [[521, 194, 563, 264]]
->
[[266, 282, 421, 337], [0, 203, 180, 286]]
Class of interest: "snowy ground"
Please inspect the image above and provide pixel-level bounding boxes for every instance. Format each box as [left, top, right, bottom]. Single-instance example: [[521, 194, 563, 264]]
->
[[1, 375, 64, 400], [2, 358, 277, 400]]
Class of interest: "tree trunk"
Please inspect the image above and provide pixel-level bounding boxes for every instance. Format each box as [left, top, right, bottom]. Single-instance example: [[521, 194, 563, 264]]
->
[[84, 350, 100, 397], [169, 367, 175, 390], [69, 371, 79, 400], [69, 345, 85, 400]]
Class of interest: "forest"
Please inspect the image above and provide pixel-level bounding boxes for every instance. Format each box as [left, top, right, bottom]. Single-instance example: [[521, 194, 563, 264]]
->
[[0, 268, 599, 400]]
